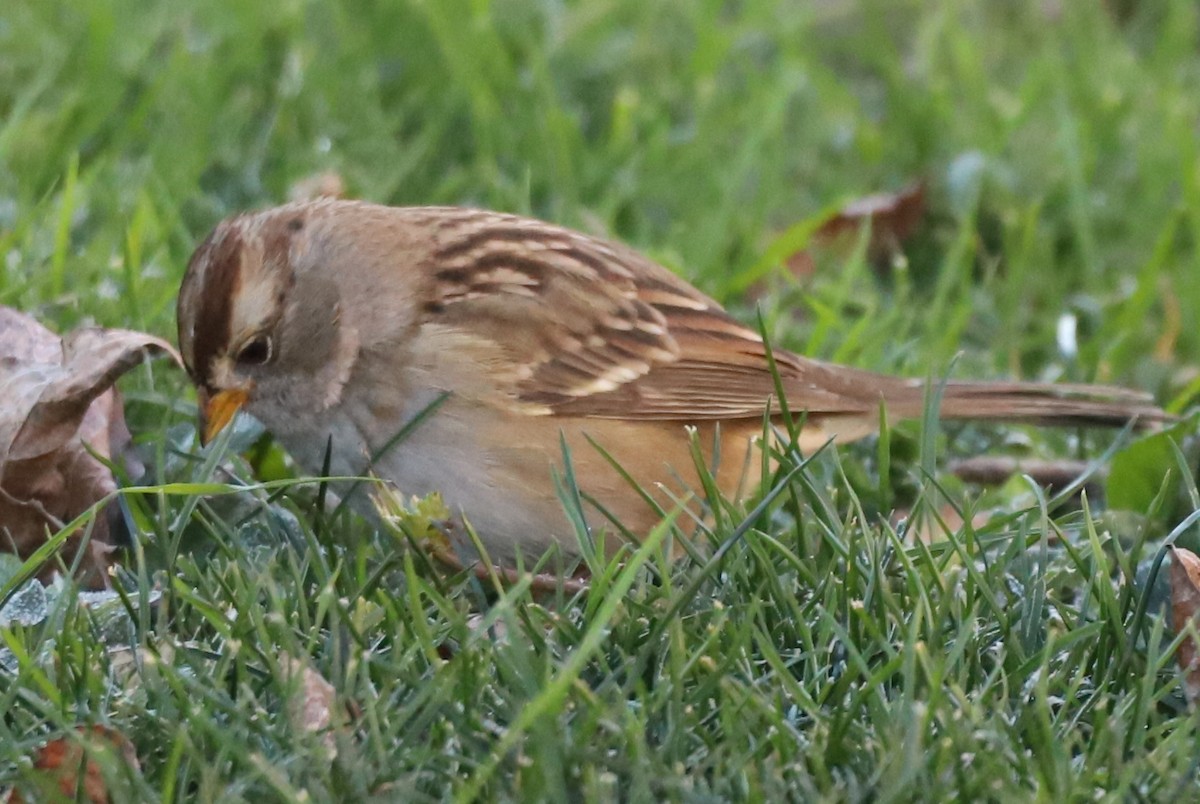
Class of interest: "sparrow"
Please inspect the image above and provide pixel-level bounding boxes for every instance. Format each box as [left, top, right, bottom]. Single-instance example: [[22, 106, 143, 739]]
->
[[177, 199, 1164, 561]]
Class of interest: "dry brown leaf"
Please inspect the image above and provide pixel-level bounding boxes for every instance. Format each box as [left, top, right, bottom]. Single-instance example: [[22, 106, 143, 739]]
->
[[815, 181, 927, 254], [1170, 546, 1200, 704], [279, 655, 340, 756], [5, 725, 140, 804], [749, 181, 927, 301], [0, 307, 179, 587]]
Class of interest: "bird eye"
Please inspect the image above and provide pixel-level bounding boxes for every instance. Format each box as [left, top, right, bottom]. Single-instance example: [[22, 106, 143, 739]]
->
[[236, 334, 273, 366]]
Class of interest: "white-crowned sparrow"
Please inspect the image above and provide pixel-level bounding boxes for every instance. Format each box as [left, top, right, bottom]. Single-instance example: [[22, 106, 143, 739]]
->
[[177, 199, 1163, 561]]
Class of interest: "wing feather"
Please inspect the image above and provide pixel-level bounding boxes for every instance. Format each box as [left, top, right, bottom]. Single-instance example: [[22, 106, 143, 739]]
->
[[418, 209, 870, 420]]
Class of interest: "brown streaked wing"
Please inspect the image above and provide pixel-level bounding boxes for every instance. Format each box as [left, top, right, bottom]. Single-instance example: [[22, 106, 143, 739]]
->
[[423, 210, 872, 420]]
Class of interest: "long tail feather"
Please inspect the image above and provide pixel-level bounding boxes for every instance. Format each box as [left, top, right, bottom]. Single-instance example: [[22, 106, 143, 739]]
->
[[884, 379, 1167, 428]]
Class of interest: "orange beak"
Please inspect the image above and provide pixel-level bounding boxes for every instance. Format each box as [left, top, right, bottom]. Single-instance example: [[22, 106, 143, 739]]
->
[[199, 388, 249, 446]]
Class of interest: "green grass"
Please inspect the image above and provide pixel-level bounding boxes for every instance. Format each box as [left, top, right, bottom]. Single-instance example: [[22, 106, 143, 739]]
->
[[3, 0, 1200, 799]]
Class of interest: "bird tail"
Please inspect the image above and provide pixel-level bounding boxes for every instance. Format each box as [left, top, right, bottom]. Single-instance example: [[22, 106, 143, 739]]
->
[[882, 379, 1168, 429]]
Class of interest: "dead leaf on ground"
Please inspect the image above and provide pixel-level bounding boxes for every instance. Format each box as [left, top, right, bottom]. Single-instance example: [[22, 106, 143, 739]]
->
[[4, 725, 141, 804], [814, 180, 927, 255], [279, 655, 341, 757], [749, 180, 926, 298], [1170, 546, 1200, 704], [0, 307, 179, 587]]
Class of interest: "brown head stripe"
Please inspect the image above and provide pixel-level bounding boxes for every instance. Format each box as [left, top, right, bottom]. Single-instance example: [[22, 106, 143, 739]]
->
[[188, 225, 245, 389]]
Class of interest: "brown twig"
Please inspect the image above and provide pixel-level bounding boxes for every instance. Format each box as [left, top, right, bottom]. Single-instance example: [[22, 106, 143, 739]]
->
[[427, 545, 591, 596], [949, 456, 1102, 489]]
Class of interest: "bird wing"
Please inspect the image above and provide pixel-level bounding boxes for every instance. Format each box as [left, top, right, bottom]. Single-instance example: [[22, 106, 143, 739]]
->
[[417, 208, 872, 420]]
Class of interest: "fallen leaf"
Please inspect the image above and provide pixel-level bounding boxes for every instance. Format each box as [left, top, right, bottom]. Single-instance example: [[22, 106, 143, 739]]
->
[[5, 725, 140, 804], [279, 655, 340, 756], [1170, 547, 1200, 704], [0, 307, 179, 587], [749, 180, 927, 300], [815, 180, 927, 256]]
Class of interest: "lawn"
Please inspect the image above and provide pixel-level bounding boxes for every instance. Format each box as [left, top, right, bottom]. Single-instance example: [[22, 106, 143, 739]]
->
[[3, 0, 1200, 799]]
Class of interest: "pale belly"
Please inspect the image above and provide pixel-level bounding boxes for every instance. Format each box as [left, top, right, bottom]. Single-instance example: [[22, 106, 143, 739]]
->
[[259, 390, 769, 564]]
